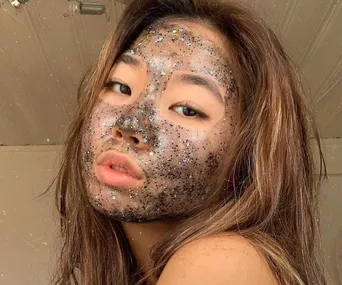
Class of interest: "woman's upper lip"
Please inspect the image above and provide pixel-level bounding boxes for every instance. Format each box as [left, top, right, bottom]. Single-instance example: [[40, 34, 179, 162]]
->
[[96, 150, 145, 180]]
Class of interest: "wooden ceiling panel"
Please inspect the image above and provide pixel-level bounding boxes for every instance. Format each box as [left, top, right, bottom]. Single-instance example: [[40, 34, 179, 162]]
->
[[314, 65, 342, 138], [253, 0, 292, 34], [0, 1, 78, 144], [0, 77, 38, 145], [0, 7, 48, 144], [301, 2, 342, 99], [281, 0, 336, 64]]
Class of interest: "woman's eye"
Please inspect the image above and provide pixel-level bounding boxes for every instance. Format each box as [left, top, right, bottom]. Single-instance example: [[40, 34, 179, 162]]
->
[[174, 106, 198, 117], [105, 81, 132, 95], [172, 104, 208, 120]]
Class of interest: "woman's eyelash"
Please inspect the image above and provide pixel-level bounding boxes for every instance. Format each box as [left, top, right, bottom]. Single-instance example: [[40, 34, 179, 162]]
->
[[172, 102, 209, 120], [104, 81, 116, 89], [105, 80, 132, 95]]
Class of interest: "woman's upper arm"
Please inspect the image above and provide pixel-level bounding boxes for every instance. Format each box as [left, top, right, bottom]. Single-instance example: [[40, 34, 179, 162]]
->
[[156, 234, 277, 285]]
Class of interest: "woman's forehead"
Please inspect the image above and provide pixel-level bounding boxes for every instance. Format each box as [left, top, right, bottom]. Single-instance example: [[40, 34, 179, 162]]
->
[[130, 20, 229, 61], [123, 21, 234, 91]]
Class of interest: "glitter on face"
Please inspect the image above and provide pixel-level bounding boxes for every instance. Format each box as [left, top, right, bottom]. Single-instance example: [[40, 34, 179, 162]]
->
[[155, 36, 164, 43], [81, 20, 238, 222]]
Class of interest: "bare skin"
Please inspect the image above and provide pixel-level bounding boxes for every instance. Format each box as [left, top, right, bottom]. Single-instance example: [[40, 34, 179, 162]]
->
[[122, 222, 277, 285], [121, 221, 176, 272]]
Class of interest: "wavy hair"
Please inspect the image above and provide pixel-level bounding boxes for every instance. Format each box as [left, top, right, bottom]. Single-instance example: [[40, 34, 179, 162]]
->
[[51, 0, 327, 284]]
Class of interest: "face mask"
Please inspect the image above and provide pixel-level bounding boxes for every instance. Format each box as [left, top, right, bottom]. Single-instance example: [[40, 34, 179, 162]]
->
[[81, 21, 238, 222]]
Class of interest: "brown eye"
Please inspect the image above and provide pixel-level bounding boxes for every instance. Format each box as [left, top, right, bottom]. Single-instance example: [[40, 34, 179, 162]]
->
[[171, 103, 209, 120], [106, 81, 132, 95], [174, 106, 197, 117]]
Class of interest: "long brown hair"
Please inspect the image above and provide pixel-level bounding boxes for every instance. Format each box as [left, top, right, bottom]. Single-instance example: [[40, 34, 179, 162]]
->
[[51, 0, 327, 284]]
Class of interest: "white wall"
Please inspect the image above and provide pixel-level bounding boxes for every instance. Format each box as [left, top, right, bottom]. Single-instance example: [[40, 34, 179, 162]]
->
[[0, 145, 61, 285], [0, 140, 341, 285], [318, 139, 342, 285]]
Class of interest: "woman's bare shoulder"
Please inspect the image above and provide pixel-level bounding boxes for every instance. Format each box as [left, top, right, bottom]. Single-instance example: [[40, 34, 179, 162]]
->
[[156, 233, 278, 285]]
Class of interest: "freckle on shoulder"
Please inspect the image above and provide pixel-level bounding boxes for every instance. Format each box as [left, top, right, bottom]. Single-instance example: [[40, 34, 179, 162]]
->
[[157, 232, 278, 285], [173, 232, 261, 256]]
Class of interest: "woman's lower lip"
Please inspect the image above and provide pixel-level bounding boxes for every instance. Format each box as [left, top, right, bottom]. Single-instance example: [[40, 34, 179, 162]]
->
[[95, 165, 143, 188]]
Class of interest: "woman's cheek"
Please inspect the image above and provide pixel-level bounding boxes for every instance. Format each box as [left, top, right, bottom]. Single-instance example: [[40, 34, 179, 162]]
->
[[87, 102, 120, 146]]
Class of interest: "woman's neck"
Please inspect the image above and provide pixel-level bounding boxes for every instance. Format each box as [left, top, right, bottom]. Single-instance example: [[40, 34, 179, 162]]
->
[[121, 221, 177, 272]]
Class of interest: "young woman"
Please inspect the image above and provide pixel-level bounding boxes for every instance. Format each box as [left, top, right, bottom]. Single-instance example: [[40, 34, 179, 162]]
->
[[52, 0, 327, 284]]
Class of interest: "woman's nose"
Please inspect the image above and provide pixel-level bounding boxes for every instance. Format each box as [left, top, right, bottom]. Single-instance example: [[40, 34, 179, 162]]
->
[[112, 126, 150, 151]]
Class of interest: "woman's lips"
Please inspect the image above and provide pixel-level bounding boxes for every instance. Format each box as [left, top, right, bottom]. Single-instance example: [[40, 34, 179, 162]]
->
[[94, 150, 145, 188]]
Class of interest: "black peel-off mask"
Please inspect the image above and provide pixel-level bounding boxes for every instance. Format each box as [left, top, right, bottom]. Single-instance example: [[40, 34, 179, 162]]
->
[[81, 21, 238, 222]]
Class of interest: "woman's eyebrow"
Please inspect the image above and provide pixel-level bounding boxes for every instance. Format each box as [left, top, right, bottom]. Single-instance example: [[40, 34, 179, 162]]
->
[[117, 53, 143, 69], [179, 74, 224, 104]]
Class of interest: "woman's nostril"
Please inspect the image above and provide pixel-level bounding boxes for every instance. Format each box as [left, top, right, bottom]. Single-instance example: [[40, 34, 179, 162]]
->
[[115, 130, 123, 138], [113, 128, 142, 145], [132, 137, 140, 144]]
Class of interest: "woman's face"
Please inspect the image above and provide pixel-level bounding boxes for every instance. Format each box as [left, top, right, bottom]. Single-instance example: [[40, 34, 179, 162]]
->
[[81, 21, 238, 222]]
